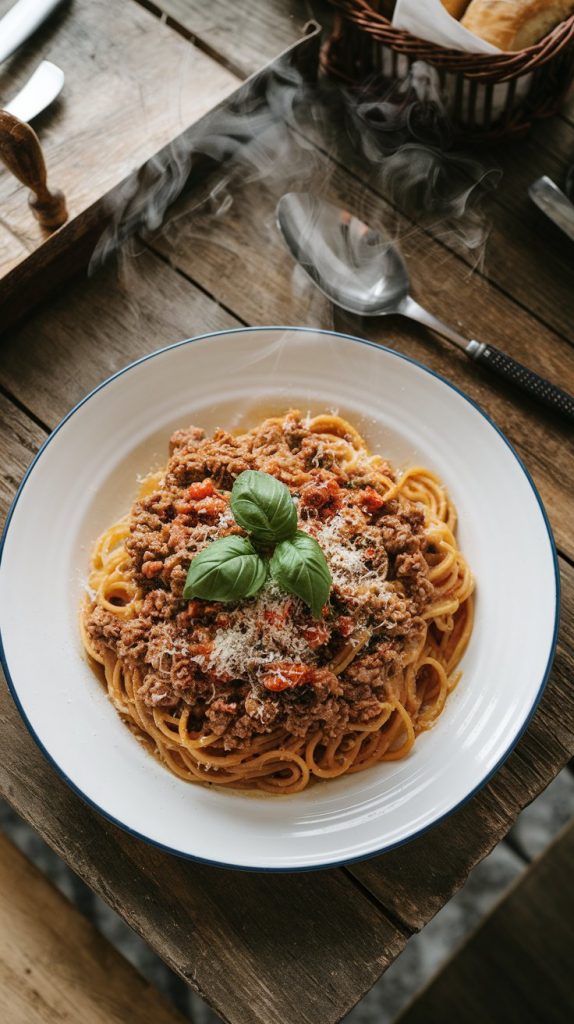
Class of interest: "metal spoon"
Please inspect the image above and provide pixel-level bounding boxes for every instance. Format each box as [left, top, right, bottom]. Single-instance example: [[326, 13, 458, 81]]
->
[[529, 176, 574, 244], [276, 192, 574, 421], [3, 60, 64, 122]]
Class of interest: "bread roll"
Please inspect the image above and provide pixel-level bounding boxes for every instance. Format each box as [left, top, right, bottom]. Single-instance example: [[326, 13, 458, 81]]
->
[[442, 0, 471, 17], [462, 0, 574, 50]]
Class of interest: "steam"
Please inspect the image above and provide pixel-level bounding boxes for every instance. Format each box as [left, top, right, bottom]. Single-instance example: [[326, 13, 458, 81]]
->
[[91, 52, 501, 293], [344, 61, 501, 262], [90, 61, 319, 270]]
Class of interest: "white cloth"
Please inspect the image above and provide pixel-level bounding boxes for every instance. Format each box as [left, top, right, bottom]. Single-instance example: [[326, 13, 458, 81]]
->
[[392, 0, 502, 54]]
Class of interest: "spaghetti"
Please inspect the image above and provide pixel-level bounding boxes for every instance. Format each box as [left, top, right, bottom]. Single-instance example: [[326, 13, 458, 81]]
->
[[82, 412, 474, 794]]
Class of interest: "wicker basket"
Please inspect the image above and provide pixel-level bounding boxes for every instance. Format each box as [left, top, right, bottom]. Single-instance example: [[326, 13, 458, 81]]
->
[[322, 0, 574, 139]]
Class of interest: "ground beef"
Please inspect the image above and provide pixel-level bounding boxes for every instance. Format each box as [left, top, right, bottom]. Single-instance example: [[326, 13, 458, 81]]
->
[[380, 499, 426, 554], [395, 551, 435, 608], [169, 425, 205, 453], [86, 605, 122, 648], [138, 674, 180, 709], [300, 477, 342, 518], [86, 412, 437, 752]]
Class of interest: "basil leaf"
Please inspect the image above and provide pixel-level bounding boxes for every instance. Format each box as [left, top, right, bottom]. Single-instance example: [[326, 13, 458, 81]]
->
[[183, 536, 267, 603], [231, 470, 298, 544], [270, 530, 332, 619]]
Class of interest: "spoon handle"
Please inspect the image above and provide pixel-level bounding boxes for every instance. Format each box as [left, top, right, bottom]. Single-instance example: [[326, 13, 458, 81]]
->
[[467, 341, 574, 421], [402, 299, 574, 421]]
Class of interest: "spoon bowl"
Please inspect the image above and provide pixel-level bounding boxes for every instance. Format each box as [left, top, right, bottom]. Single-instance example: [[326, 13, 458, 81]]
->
[[276, 192, 411, 317]]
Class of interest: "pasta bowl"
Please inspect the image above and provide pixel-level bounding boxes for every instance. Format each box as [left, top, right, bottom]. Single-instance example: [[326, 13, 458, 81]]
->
[[0, 327, 559, 870]]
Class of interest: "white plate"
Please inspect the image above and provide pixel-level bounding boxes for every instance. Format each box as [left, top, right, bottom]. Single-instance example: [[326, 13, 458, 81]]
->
[[0, 328, 559, 870]]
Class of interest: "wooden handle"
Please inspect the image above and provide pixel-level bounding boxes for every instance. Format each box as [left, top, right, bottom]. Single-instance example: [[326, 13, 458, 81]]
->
[[0, 110, 67, 231]]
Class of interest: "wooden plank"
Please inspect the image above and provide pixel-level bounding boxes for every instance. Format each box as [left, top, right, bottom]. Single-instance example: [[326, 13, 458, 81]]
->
[[0, 0, 239, 319], [142, 154, 574, 559], [305, 104, 574, 344], [0, 248, 239, 425], [0, 0, 238, 262], [0, 834, 188, 1024], [141, 0, 315, 78], [0, 392, 47, 509], [137, 0, 574, 341], [348, 559, 574, 929], [472, 119, 574, 342], [396, 820, 574, 1024], [0, 673, 406, 1024]]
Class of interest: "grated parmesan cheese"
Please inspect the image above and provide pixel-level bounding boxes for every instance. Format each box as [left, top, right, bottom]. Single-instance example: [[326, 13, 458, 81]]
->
[[314, 514, 392, 608], [200, 581, 316, 680]]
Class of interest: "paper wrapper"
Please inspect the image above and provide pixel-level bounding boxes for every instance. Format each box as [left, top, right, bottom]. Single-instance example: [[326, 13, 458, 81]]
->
[[393, 0, 501, 54], [390, 0, 532, 123]]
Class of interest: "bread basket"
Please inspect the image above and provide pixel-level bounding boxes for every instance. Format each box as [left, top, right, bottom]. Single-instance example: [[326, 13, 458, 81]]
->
[[322, 1, 574, 139]]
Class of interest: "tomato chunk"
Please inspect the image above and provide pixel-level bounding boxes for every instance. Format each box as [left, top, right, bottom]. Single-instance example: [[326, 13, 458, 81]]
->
[[262, 662, 311, 692], [299, 478, 341, 518], [187, 479, 216, 500], [302, 623, 329, 648], [336, 615, 355, 637], [360, 486, 386, 514], [141, 560, 163, 578]]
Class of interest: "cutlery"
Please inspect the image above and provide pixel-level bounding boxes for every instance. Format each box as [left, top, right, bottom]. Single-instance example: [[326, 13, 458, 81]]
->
[[0, 0, 66, 64], [529, 176, 574, 243], [276, 192, 574, 421], [3, 60, 64, 121]]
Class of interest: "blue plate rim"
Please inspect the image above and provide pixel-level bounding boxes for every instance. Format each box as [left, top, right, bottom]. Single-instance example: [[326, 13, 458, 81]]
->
[[0, 325, 561, 872]]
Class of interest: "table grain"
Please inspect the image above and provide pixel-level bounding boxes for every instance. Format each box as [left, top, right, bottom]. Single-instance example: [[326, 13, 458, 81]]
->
[[1, 3, 573, 1023]]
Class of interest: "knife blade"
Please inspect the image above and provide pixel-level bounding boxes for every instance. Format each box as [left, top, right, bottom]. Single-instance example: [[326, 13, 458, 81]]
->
[[0, 0, 65, 64], [3, 59, 64, 121]]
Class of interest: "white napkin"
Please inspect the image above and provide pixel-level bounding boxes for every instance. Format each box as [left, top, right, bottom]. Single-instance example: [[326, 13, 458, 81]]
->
[[393, 0, 502, 54], [390, 0, 532, 123]]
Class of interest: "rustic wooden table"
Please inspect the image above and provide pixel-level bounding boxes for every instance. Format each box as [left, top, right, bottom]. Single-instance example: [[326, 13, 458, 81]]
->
[[1, 3, 573, 1023]]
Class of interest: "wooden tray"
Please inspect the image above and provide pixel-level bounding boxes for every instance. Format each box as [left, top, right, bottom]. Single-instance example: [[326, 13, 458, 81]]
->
[[0, 0, 320, 330]]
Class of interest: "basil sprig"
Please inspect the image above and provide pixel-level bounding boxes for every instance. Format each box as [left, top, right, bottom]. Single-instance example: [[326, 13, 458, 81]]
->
[[231, 470, 297, 544], [270, 531, 332, 619], [183, 470, 332, 616], [183, 536, 267, 603]]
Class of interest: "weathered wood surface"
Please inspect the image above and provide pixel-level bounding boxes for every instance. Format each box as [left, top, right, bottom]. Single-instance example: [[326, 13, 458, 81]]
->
[[0, 249, 238, 425], [0, 0, 237, 260], [147, 0, 574, 342], [0, 693, 405, 1024], [0, 0, 238, 315], [1, 2, 574, 1023], [397, 820, 574, 1024], [145, 0, 316, 78], [317, 107, 574, 344], [0, 392, 46, 506], [335, 114, 572, 342], [0, 834, 189, 1024]]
